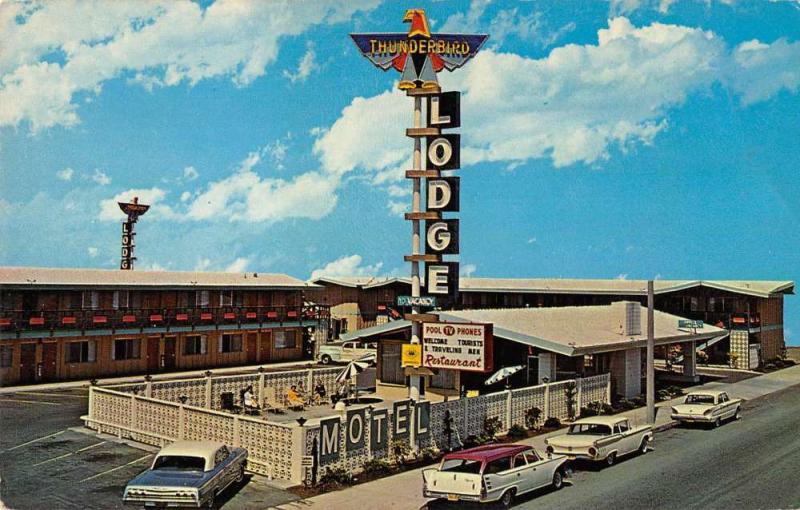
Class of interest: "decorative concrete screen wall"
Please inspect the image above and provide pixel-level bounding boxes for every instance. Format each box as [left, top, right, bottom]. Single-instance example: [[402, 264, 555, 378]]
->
[[85, 371, 609, 484], [303, 374, 611, 483]]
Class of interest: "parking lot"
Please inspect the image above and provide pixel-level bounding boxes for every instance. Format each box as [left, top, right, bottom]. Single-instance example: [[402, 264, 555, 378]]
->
[[0, 387, 300, 509]]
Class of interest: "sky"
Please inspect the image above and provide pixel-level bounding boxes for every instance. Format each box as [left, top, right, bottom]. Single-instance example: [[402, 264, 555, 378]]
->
[[0, 0, 798, 344]]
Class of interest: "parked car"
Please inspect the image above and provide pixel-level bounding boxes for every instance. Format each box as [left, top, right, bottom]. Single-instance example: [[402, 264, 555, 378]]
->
[[545, 416, 652, 466], [422, 444, 568, 507], [318, 340, 377, 364], [671, 390, 742, 427], [123, 441, 247, 508]]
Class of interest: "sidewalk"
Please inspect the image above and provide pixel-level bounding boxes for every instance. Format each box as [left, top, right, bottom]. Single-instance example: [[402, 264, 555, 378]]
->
[[0, 360, 316, 395], [272, 365, 800, 510]]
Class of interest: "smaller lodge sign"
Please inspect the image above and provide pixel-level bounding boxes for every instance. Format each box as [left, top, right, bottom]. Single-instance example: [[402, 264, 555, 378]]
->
[[422, 322, 493, 373]]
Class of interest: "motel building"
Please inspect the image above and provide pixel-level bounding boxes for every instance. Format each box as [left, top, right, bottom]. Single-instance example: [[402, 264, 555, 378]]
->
[[0, 267, 328, 386], [340, 301, 726, 400], [309, 277, 794, 371]]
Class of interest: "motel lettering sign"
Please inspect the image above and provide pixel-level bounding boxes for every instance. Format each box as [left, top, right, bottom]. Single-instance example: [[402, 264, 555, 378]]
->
[[422, 322, 493, 372]]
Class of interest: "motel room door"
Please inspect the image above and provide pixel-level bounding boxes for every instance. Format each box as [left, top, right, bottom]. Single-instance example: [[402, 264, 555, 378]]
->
[[40, 342, 58, 382], [19, 343, 37, 383], [246, 333, 258, 364], [162, 336, 176, 370], [146, 337, 160, 372]]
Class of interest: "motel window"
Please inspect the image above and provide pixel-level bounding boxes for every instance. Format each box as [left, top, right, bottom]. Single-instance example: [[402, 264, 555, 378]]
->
[[220, 290, 233, 307], [112, 339, 141, 360], [380, 342, 405, 385], [275, 330, 297, 349], [113, 291, 130, 310], [82, 291, 99, 310], [219, 334, 243, 353], [67, 341, 96, 363], [195, 291, 210, 308], [184, 335, 208, 355], [67, 292, 82, 310], [430, 368, 457, 390], [0, 345, 12, 368]]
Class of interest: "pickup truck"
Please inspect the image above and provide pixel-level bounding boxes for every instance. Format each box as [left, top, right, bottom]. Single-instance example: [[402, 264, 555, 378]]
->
[[318, 340, 376, 364], [123, 441, 247, 508], [422, 444, 567, 507], [545, 416, 652, 467], [671, 390, 742, 427]]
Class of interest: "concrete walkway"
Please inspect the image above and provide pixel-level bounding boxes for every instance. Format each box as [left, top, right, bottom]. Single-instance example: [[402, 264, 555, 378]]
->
[[272, 365, 800, 510], [0, 360, 317, 395]]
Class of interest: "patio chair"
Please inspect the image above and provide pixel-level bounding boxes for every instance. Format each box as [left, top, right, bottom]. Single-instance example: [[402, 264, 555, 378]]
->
[[285, 389, 305, 411], [220, 392, 241, 414], [264, 387, 286, 414]]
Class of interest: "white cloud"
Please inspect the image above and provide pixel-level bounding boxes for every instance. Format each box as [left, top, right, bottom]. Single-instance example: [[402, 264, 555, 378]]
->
[[0, 0, 380, 132], [98, 187, 176, 221], [461, 264, 478, 277], [283, 42, 318, 83], [140, 261, 167, 271], [387, 201, 407, 216], [616, 273, 629, 280], [182, 166, 199, 181], [180, 191, 192, 202], [87, 246, 99, 257], [316, 18, 799, 173], [527, 237, 537, 244], [386, 185, 410, 198], [225, 257, 251, 273], [310, 254, 383, 280], [195, 258, 212, 271], [610, 0, 645, 15], [56, 167, 74, 181], [91, 169, 111, 186]]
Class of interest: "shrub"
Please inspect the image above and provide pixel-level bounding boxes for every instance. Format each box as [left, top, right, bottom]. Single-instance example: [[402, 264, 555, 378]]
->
[[656, 389, 671, 401], [765, 362, 777, 370], [362, 458, 392, 477], [418, 447, 440, 463], [507, 424, 527, 438], [463, 434, 493, 448], [543, 417, 561, 429], [318, 466, 354, 487], [483, 416, 502, 438], [773, 359, 785, 368], [579, 406, 597, 418], [525, 407, 542, 430], [615, 399, 636, 411], [665, 385, 684, 397], [564, 381, 578, 420], [631, 396, 646, 407], [390, 440, 411, 463]]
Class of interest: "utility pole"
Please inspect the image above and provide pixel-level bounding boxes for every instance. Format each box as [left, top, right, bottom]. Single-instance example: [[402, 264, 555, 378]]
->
[[646, 280, 655, 424]]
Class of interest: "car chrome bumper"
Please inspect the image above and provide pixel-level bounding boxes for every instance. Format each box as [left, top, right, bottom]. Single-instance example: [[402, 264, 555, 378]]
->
[[671, 414, 714, 423], [423, 489, 483, 502]]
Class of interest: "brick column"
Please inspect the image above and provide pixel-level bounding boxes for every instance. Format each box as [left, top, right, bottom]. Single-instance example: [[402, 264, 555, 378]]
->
[[682, 341, 697, 378], [730, 330, 750, 370], [610, 349, 641, 398], [538, 353, 556, 384]]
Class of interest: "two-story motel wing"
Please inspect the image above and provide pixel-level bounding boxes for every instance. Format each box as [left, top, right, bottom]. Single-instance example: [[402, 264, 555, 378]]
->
[[308, 277, 794, 370], [0, 267, 328, 386]]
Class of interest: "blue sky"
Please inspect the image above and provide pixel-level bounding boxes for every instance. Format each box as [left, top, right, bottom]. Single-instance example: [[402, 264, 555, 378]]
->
[[1, 0, 798, 344]]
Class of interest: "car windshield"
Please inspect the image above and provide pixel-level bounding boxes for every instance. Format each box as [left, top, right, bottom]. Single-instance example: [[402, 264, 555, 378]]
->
[[153, 455, 206, 471], [685, 395, 715, 404], [568, 423, 612, 435], [440, 459, 482, 474]]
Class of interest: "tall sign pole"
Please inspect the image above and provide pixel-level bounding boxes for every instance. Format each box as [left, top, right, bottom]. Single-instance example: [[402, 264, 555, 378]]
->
[[351, 9, 487, 403], [118, 197, 150, 270], [646, 280, 655, 424]]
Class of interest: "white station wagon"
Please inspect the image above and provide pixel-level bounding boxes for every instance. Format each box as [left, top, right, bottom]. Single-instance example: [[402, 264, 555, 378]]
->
[[545, 416, 653, 466], [422, 444, 568, 507], [671, 390, 742, 427]]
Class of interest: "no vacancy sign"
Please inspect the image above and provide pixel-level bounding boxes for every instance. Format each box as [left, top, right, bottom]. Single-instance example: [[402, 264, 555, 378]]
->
[[422, 322, 493, 373]]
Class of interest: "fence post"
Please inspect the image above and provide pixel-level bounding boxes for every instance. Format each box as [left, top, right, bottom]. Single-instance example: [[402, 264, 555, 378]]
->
[[178, 404, 185, 440], [145, 377, 153, 398], [290, 424, 307, 484], [233, 416, 241, 447], [544, 383, 550, 419], [462, 396, 468, 437], [205, 372, 213, 409], [505, 390, 513, 431], [307, 368, 314, 394], [605, 374, 611, 404], [130, 394, 138, 431], [409, 402, 417, 452], [88, 387, 95, 420], [576, 378, 583, 413], [258, 371, 266, 409]]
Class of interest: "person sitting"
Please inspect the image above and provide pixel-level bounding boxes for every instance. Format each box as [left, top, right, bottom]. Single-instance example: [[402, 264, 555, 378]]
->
[[241, 385, 259, 415], [286, 385, 304, 409], [313, 383, 327, 405]]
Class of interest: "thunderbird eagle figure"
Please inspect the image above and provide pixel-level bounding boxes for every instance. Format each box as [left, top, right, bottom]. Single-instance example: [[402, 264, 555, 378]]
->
[[350, 9, 488, 90]]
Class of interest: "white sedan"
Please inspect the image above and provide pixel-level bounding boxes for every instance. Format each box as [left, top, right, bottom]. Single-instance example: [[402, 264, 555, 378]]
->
[[671, 390, 742, 427]]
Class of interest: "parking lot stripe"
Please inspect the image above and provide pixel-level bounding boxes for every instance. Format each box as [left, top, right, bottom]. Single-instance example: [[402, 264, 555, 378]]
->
[[79, 454, 153, 483], [0, 398, 62, 406], [31, 441, 108, 467], [4, 430, 66, 452]]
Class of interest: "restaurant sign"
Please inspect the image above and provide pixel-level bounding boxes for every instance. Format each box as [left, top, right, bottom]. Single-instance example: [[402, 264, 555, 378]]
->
[[422, 322, 493, 373]]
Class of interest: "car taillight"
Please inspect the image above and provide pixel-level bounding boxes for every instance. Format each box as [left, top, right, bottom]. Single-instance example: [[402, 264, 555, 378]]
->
[[588, 447, 597, 457], [546, 445, 554, 454]]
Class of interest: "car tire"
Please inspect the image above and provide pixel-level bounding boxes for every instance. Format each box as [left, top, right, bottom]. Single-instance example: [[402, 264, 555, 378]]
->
[[714, 417, 721, 428], [204, 491, 217, 509], [734, 408, 741, 421], [552, 469, 564, 490], [500, 488, 515, 508], [235, 464, 245, 484], [639, 438, 649, 455], [320, 354, 332, 365], [606, 452, 616, 467]]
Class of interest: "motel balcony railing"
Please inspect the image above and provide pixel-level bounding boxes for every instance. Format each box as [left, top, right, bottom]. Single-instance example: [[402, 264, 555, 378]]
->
[[681, 311, 761, 331], [0, 304, 330, 334]]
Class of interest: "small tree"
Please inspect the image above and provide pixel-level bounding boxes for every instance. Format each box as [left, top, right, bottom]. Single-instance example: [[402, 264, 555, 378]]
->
[[525, 406, 542, 430], [564, 381, 577, 420], [483, 416, 502, 438]]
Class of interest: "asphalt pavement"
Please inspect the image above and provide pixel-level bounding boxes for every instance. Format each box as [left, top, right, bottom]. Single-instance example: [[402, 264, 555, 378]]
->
[[468, 384, 800, 510]]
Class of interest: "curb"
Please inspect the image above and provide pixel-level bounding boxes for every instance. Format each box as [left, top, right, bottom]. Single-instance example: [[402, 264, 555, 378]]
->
[[653, 420, 679, 433]]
